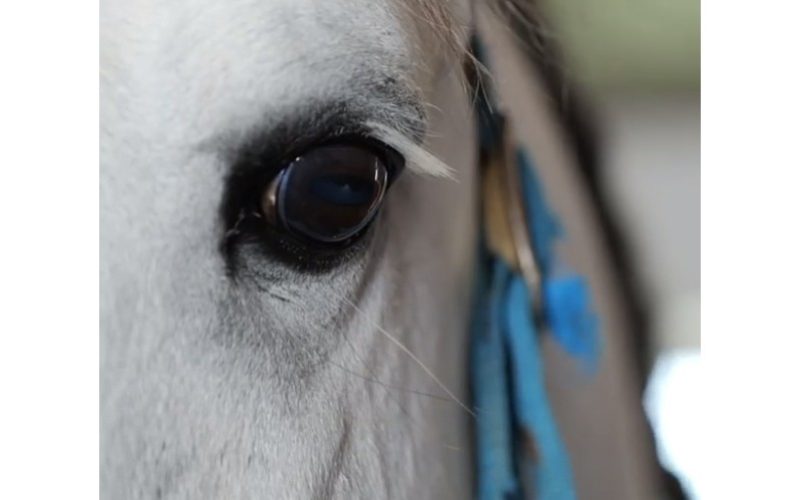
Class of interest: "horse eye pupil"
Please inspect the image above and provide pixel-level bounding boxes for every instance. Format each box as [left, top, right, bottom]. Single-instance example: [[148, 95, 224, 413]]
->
[[310, 175, 374, 206], [271, 144, 389, 244]]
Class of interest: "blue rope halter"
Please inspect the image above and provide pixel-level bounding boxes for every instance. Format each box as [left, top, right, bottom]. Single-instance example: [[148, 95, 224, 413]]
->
[[468, 34, 602, 500]]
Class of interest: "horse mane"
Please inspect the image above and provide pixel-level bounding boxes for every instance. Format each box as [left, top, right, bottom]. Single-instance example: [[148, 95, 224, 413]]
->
[[402, 0, 653, 395], [410, 1, 684, 497], [490, 0, 655, 396], [480, 2, 686, 497]]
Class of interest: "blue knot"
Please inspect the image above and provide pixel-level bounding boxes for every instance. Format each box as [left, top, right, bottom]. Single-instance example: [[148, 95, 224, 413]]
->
[[544, 274, 602, 372]]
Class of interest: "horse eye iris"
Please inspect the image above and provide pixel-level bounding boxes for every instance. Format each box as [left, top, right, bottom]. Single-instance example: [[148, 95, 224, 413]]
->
[[263, 144, 389, 244]]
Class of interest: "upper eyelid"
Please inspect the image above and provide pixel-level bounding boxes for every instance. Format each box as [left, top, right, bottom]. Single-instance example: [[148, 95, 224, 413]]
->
[[215, 75, 428, 170], [219, 109, 450, 184], [224, 108, 410, 171]]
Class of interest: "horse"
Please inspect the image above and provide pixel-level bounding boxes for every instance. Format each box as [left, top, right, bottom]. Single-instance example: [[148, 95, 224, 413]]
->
[[100, 0, 666, 497]]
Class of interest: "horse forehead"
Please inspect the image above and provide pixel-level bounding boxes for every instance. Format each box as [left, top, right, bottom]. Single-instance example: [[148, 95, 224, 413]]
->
[[102, 0, 427, 137]]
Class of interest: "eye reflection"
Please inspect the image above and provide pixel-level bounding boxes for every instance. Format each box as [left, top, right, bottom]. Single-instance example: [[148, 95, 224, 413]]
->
[[261, 144, 391, 245]]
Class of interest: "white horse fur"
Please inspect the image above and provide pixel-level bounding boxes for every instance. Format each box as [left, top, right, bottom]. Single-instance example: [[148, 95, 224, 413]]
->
[[101, 0, 481, 497], [101, 0, 660, 498]]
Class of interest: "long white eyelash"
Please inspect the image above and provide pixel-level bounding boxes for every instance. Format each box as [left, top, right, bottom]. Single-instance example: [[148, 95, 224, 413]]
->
[[367, 121, 456, 179]]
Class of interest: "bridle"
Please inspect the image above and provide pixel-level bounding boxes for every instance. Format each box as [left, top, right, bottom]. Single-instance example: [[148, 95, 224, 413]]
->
[[467, 33, 601, 500]]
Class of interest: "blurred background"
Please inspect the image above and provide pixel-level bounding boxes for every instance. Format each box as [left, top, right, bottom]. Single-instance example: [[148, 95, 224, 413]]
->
[[538, 0, 700, 497]]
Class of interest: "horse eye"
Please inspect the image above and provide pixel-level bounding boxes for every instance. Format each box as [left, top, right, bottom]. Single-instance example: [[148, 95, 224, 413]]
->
[[261, 144, 392, 245]]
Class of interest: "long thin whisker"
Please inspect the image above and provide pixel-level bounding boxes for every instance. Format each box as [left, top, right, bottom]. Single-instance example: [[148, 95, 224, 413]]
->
[[342, 297, 476, 418], [336, 325, 468, 460], [262, 290, 470, 462], [266, 289, 463, 408], [328, 360, 453, 403]]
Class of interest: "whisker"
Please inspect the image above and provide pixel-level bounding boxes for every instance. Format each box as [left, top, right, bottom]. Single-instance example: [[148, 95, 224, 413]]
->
[[342, 296, 476, 418], [267, 291, 462, 407], [335, 327, 468, 461], [328, 360, 453, 403], [261, 287, 470, 463]]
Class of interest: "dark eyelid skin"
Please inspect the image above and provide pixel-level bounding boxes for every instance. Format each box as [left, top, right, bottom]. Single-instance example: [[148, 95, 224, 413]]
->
[[219, 93, 425, 276], [219, 74, 427, 169]]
